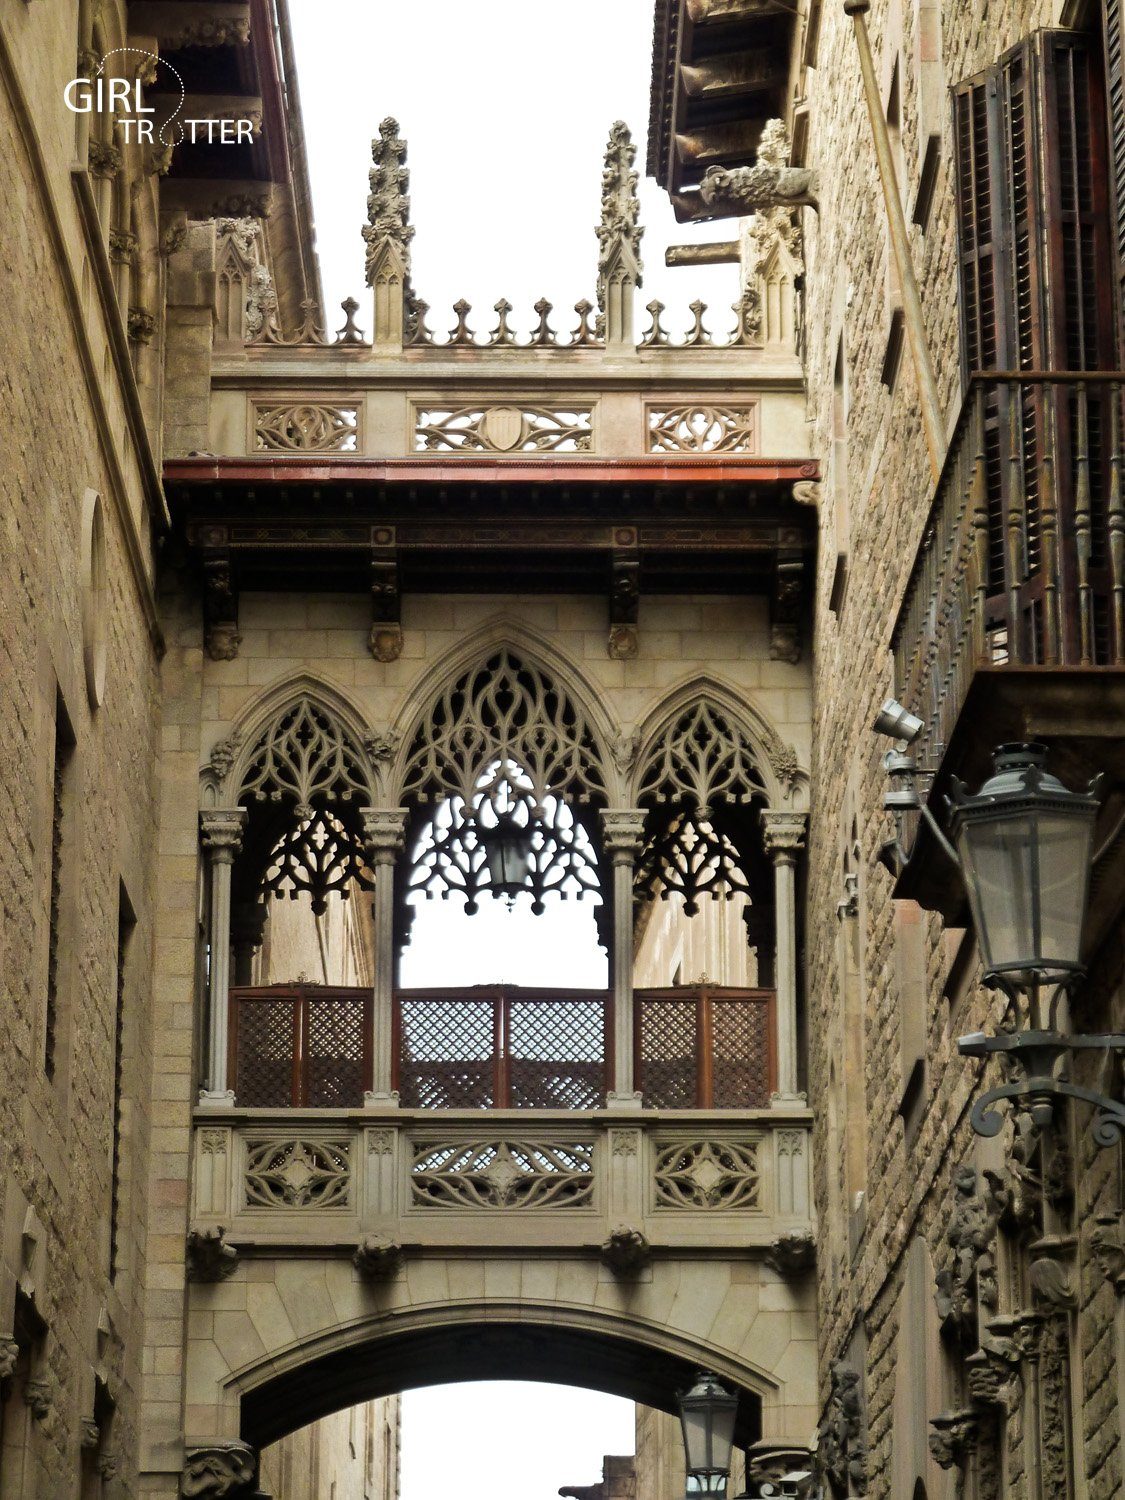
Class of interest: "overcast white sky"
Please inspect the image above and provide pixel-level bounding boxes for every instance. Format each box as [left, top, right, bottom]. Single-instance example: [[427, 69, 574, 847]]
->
[[288, 0, 739, 344], [282, 7, 711, 1490]]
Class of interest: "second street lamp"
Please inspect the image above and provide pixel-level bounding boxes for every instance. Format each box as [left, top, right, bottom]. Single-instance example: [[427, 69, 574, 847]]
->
[[679, 1372, 738, 1499]]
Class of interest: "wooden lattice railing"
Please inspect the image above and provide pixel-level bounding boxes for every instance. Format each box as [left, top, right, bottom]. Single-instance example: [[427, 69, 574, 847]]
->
[[227, 984, 776, 1109], [892, 374, 1125, 776], [393, 987, 613, 1110], [635, 987, 776, 1108]]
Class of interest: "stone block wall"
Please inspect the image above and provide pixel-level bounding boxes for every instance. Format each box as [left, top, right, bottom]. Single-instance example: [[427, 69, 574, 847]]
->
[[0, 1, 162, 1493], [796, 2, 1125, 1499]]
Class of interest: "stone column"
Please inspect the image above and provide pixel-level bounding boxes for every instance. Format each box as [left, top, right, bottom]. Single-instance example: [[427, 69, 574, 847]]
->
[[600, 810, 647, 1106], [199, 809, 247, 1104], [362, 809, 408, 1106], [760, 810, 807, 1103]]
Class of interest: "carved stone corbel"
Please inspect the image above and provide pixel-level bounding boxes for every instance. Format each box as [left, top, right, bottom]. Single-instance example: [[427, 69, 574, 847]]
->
[[600, 1225, 651, 1276], [928, 1409, 979, 1470], [0, 1338, 19, 1382], [200, 533, 241, 661], [182, 1440, 258, 1497], [608, 530, 640, 659], [1092, 1212, 1125, 1290], [369, 526, 402, 661], [186, 1226, 239, 1283], [23, 1375, 52, 1421], [353, 1234, 404, 1281], [765, 1228, 816, 1276]]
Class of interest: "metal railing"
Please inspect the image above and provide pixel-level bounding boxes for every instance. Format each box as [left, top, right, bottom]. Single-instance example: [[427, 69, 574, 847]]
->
[[892, 374, 1125, 774]]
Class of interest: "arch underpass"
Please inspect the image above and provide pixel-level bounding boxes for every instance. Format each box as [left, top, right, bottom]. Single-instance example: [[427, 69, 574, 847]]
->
[[238, 1307, 767, 1450]]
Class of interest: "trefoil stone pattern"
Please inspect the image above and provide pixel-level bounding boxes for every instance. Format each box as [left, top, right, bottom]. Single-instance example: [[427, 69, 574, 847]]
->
[[654, 1138, 761, 1209], [253, 402, 359, 452], [647, 402, 759, 454], [414, 404, 593, 454], [244, 1137, 352, 1209], [409, 1139, 595, 1209]]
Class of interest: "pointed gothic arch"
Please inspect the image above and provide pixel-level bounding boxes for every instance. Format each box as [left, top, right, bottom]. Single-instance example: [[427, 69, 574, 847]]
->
[[387, 621, 615, 804], [201, 672, 378, 810], [629, 675, 805, 812]]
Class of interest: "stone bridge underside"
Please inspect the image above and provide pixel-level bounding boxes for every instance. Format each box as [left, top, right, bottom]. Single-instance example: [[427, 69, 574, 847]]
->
[[188, 1264, 816, 1451]]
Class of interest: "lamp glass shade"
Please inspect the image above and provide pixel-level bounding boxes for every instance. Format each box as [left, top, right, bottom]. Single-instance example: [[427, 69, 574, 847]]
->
[[481, 811, 533, 895], [679, 1373, 738, 1478], [951, 745, 1098, 983]]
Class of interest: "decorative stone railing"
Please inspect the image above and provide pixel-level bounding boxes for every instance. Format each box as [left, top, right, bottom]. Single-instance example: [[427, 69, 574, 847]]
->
[[190, 1109, 813, 1249]]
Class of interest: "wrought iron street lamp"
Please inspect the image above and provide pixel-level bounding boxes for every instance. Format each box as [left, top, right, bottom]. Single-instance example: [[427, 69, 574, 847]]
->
[[947, 744, 1099, 989], [942, 744, 1125, 1146], [680, 1372, 738, 1499]]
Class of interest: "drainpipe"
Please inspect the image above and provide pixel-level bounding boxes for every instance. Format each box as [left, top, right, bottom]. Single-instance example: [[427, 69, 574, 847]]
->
[[845, 0, 946, 483]]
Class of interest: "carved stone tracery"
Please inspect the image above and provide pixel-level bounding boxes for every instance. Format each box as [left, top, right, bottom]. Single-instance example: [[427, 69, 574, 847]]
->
[[238, 697, 373, 818], [244, 1138, 351, 1209], [653, 1138, 760, 1209], [647, 402, 759, 454], [410, 1139, 595, 1209]]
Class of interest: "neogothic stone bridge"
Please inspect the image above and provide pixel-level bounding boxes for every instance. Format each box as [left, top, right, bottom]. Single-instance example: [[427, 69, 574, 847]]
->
[[156, 115, 819, 1496]]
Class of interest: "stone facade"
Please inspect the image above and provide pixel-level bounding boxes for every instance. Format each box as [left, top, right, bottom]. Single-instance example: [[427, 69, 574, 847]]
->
[[792, 4, 1124, 1500], [0, 1, 163, 1492]]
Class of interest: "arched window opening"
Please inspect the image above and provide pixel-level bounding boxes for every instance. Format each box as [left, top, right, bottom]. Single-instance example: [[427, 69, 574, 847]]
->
[[394, 651, 611, 1108], [631, 701, 781, 1108], [216, 697, 378, 1108]]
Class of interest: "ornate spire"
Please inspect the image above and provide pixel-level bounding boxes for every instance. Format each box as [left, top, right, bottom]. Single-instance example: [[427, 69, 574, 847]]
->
[[363, 117, 415, 345], [596, 121, 643, 345]]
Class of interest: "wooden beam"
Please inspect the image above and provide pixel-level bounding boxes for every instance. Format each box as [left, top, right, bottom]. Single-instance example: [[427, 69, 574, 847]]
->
[[680, 53, 787, 100]]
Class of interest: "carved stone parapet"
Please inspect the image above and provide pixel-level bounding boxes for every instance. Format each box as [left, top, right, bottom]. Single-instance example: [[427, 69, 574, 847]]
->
[[928, 1409, 979, 1470], [161, 17, 252, 49], [186, 1225, 239, 1283], [353, 1234, 404, 1281], [765, 1228, 816, 1276], [600, 1225, 652, 1276], [182, 1440, 258, 1497]]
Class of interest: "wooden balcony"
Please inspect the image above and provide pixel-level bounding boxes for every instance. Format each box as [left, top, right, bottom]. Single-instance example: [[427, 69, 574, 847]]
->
[[228, 983, 777, 1111], [892, 373, 1125, 914]]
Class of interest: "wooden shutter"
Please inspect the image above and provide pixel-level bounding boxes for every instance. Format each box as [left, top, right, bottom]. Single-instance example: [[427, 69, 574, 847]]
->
[[952, 29, 1117, 661], [954, 30, 1115, 375], [1103, 0, 1125, 352]]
